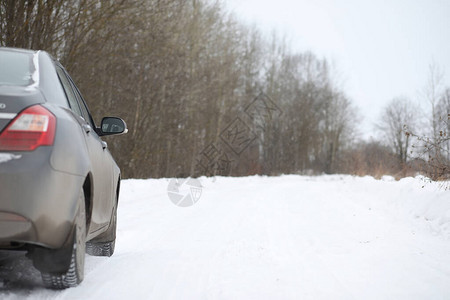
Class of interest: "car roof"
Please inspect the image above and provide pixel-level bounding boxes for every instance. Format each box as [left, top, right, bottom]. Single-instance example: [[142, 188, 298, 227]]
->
[[0, 46, 38, 55]]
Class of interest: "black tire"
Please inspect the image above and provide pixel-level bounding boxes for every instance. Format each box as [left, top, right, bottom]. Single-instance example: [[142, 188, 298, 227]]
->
[[86, 204, 117, 257], [41, 191, 86, 289], [86, 240, 115, 257]]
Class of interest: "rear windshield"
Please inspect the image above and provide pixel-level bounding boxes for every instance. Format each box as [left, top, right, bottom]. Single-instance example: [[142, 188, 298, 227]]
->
[[0, 50, 34, 86]]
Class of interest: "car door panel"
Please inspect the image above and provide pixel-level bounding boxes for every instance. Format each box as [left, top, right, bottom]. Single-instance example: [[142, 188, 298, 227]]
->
[[55, 66, 113, 233], [67, 76, 115, 232]]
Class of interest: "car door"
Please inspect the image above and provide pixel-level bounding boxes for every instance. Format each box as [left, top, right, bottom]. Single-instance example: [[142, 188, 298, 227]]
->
[[55, 66, 113, 233], [69, 76, 116, 230]]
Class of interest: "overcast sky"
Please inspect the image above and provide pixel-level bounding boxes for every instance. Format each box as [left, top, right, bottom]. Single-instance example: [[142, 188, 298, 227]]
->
[[225, 0, 450, 139]]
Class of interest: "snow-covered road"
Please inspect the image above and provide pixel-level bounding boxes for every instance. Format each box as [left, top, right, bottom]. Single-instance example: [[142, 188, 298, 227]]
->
[[1, 175, 450, 299]]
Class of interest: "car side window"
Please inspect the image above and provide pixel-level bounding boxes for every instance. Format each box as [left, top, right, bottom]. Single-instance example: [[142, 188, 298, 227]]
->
[[56, 66, 83, 118], [66, 75, 95, 128]]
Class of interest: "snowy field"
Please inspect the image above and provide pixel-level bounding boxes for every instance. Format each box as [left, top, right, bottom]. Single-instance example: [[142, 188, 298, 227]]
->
[[1, 175, 450, 299]]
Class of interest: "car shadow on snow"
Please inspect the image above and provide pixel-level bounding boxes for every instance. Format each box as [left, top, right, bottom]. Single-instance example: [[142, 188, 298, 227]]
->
[[0, 250, 44, 294]]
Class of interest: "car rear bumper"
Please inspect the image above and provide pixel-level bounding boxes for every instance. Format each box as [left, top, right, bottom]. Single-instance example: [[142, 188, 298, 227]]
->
[[0, 147, 84, 249], [0, 212, 34, 247]]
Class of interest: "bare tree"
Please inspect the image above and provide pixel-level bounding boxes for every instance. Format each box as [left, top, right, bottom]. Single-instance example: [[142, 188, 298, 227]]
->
[[410, 88, 450, 180], [438, 88, 450, 162], [423, 62, 444, 141], [319, 90, 358, 173], [378, 97, 419, 165], [407, 64, 450, 180]]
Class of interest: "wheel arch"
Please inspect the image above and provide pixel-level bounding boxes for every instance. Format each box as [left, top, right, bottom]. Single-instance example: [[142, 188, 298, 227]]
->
[[116, 174, 121, 204], [83, 173, 93, 231]]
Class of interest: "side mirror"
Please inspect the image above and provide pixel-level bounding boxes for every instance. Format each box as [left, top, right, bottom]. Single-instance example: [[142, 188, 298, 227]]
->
[[99, 117, 128, 136]]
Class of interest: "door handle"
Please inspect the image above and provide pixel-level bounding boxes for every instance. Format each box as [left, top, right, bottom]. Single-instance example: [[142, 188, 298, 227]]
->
[[82, 124, 92, 133], [101, 141, 108, 150]]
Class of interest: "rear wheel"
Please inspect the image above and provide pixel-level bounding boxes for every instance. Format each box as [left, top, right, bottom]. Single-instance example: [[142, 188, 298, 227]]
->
[[41, 191, 86, 289]]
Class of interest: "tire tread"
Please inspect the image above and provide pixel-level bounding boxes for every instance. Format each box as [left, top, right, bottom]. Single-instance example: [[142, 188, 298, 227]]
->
[[86, 240, 115, 257]]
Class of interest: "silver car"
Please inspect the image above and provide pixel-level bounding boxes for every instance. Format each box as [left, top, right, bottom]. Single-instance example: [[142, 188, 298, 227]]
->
[[0, 47, 127, 289]]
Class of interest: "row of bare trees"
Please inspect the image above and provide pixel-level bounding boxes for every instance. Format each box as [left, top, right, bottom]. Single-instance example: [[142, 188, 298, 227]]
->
[[376, 64, 450, 180], [2, 0, 447, 179], [1, 0, 360, 178]]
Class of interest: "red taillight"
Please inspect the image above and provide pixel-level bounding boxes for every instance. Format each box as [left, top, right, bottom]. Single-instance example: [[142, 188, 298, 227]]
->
[[0, 105, 56, 151]]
